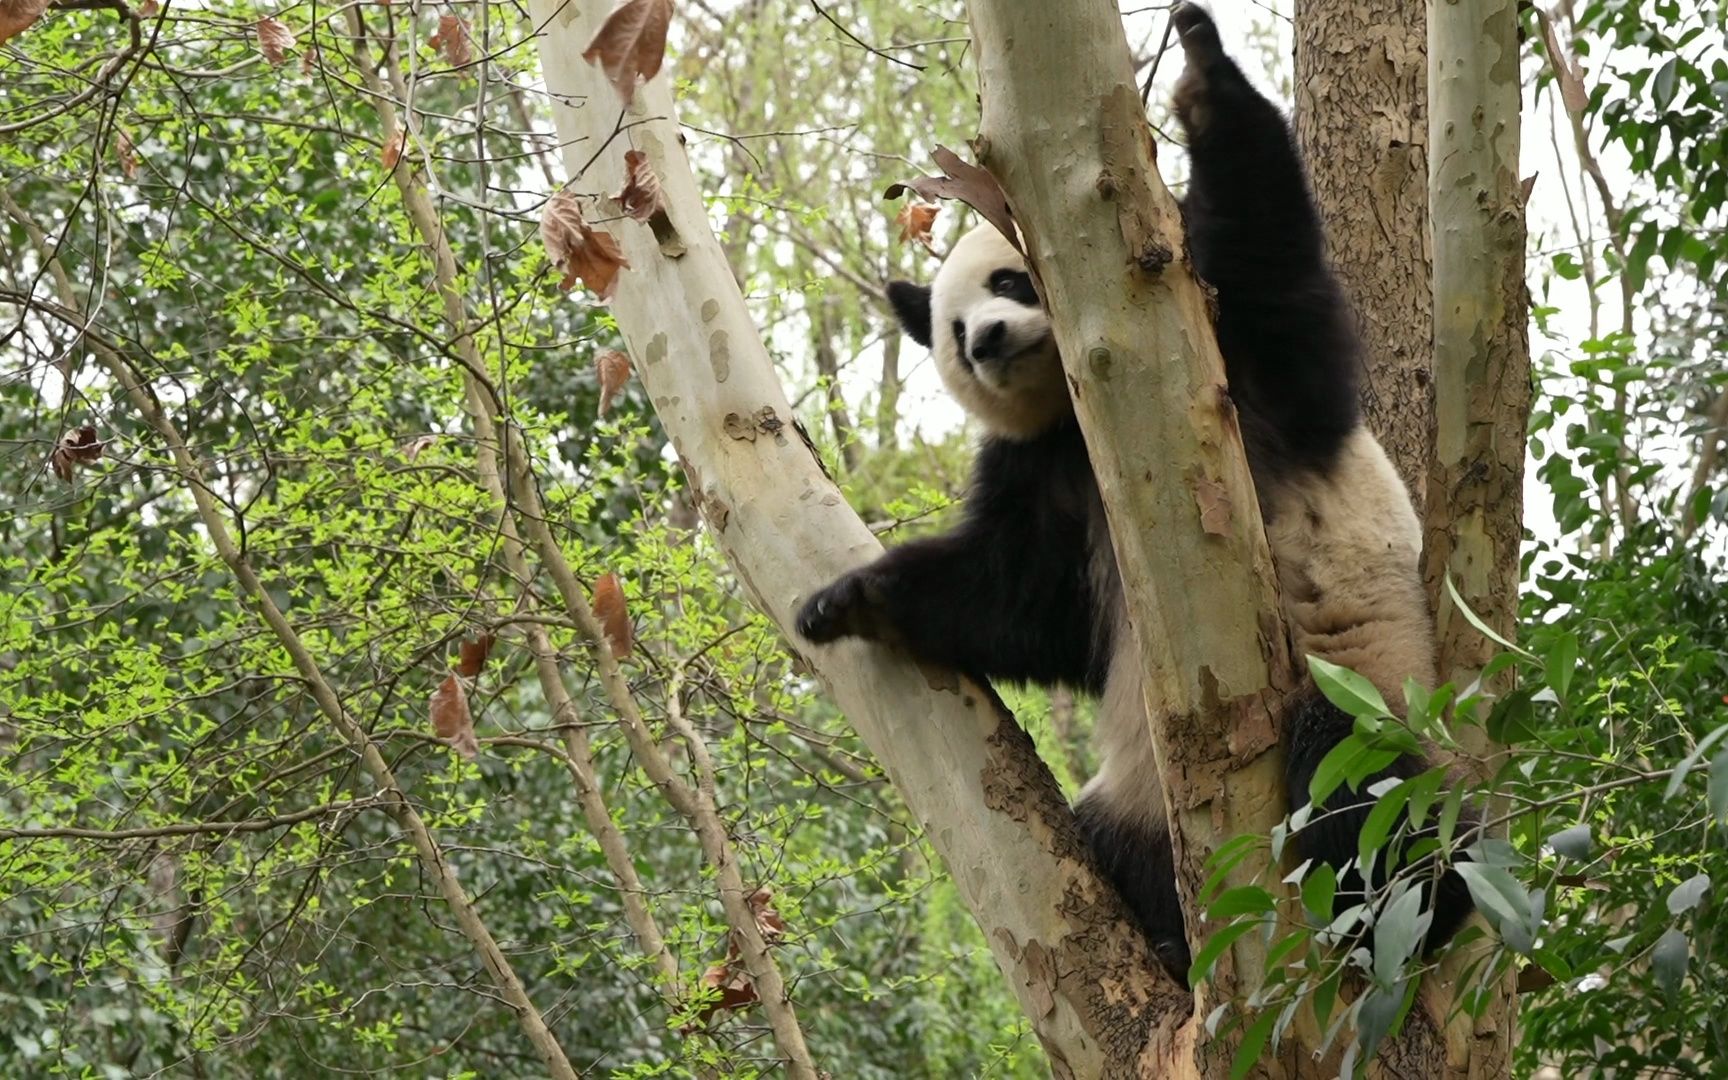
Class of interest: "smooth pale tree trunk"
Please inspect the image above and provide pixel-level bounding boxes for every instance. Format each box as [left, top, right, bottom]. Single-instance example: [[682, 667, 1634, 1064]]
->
[[1293, 0, 1436, 508], [1423, 0, 1528, 1074], [529, 4, 1183, 1076], [961, 3, 1311, 1076]]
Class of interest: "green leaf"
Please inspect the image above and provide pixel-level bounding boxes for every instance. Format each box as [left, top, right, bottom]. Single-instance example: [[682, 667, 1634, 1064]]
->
[[1543, 631, 1578, 701], [1230, 1008, 1278, 1080], [1626, 222, 1661, 294], [1455, 863, 1531, 939], [1667, 873, 1710, 914], [1651, 927, 1689, 996], [1710, 748, 1728, 829], [1188, 918, 1262, 987], [1548, 824, 1592, 861], [1372, 886, 1427, 987], [1301, 862, 1337, 920], [1208, 885, 1277, 918], [1652, 56, 1680, 109], [1663, 723, 1728, 799], [1309, 655, 1392, 719], [1358, 777, 1413, 874], [1308, 737, 1402, 807], [1445, 576, 1532, 657]]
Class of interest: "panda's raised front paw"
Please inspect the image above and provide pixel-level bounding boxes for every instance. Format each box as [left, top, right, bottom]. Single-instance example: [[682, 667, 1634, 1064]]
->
[[1171, 3, 1228, 136], [796, 572, 896, 645]]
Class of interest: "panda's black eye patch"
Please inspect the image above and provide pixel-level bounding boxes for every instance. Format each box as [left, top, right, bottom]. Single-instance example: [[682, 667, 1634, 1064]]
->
[[951, 319, 967, 355], [988, 269, 1037, 306]]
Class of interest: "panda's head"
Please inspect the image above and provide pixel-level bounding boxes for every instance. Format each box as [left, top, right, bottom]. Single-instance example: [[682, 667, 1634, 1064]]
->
[[885, 225, 1070, 440]]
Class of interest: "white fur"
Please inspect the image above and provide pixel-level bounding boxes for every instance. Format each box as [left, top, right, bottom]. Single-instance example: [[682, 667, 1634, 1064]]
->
[[929, 228, 1071, 440]]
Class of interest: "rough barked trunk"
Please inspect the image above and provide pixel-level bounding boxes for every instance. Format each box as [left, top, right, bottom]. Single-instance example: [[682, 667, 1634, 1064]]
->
[[1294, 0, 1435, 506]]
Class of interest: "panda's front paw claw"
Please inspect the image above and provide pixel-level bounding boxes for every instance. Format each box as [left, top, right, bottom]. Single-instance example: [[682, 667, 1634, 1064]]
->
[[796, 573, 887, 644]]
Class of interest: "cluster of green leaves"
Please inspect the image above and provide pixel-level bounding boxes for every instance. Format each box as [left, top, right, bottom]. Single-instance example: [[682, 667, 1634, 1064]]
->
[[1, 2, 1051, 1078]]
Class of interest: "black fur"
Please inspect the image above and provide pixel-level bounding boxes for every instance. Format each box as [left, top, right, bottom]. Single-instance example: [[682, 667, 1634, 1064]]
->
[[1074, 798, 1189, 976], [803, 2, 1472, 983], [886, 281, 933, 347]]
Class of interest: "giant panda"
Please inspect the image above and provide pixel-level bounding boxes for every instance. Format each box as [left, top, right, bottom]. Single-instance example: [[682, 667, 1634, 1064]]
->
[[795, 3, 1473, 983]]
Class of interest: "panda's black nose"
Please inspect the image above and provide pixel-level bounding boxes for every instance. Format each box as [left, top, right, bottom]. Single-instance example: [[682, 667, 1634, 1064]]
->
[[970, 321, 1008, 361]]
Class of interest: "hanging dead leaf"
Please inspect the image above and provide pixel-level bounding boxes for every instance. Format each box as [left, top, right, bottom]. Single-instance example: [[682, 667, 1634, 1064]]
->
[[137, 0, 158, 16], [592, 572, 633, 659], [400, 434, 438, 461], [581, 0, 672, 107], [540, 190, 631, 300], [256, 16, 296, 66], [686, 960, 757, 1028], [884, 145, 1020, 255], [114, 130, 139, 180], [1520, 173, 1539, 203], [456, 633, 494, 679], [895, 202, 938, 250], [300, 44, 319, 74], [596, 350, 632, 418], [429, 13, 472, 68], [614, 149, 666, 222], [747, 887, 785, 944], [430, 673, 479, 759], [1537, 14, 1589, 116], [0, 0, 49, 45], [381, 125, 407, 172], [49, 425, 105, 483]]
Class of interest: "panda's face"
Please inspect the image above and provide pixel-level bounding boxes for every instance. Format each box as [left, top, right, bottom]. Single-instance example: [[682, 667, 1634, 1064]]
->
[[886, 226, 1071, 440]]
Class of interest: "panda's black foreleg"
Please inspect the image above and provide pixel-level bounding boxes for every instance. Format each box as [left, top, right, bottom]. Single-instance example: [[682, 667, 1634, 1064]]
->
[[1074, 794, 1192, 986], [1282, 690, 1476, 954], [796, 523, 1097, 690]]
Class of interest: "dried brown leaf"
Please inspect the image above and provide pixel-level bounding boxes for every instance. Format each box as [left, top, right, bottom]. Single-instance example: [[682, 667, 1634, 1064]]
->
[[1537, 14, 1589, 116], [596, 350, 632, 418], [0, 0, 49, 45], [49, 425, 105, 483], [430, 673, 479, 759], [300, 44, 319, 74], [256, 16, 296, 66], [456, 633, 494, 679], [614, 149, 666, 222], [1520, 173, 1539, 204], [747, 887, 784, 944], [400, 434, 438, 461], [540, 190, 631, 300], [114, 130, 139, 180], [592, 572, 632, 660], [884, 146, 1020, 255], [688, 960, 756, 1027], [429, 13, 471, 68], [381, 125, 407, 172], [895, 202, 938, 250], [137, 0, 158, 16], [581, 0, 671, 107]]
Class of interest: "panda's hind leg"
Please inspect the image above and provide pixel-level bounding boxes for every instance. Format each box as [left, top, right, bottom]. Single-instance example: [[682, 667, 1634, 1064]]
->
[[1074, 792, 1191, 985]]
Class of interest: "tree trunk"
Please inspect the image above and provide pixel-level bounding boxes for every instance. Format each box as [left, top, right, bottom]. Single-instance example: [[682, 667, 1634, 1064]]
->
[[1421, 0, 1528, 1073], [1293, 0, 1435, 506], [963, 3, 1301, 1075], [528, 9, 1180, 1076]]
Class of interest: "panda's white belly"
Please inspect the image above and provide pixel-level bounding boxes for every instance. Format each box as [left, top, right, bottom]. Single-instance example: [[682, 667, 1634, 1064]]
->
[[1264, 429, 1435, 703]]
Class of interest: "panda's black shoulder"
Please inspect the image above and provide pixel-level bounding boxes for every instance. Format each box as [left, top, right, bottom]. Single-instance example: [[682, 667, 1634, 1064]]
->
[[966, 422, 1098, 531]]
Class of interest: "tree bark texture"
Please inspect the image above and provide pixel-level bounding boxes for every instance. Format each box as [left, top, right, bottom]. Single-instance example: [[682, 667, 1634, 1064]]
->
[[528, 5, 1181, 1076], [1294, 0, 1435, 507], [1422, 0, 1529, 1073], [964, 3, 1302, 1075]]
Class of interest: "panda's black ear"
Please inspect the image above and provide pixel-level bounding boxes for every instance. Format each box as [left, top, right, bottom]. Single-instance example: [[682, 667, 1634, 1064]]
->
[[885, 281, 933, 348]]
